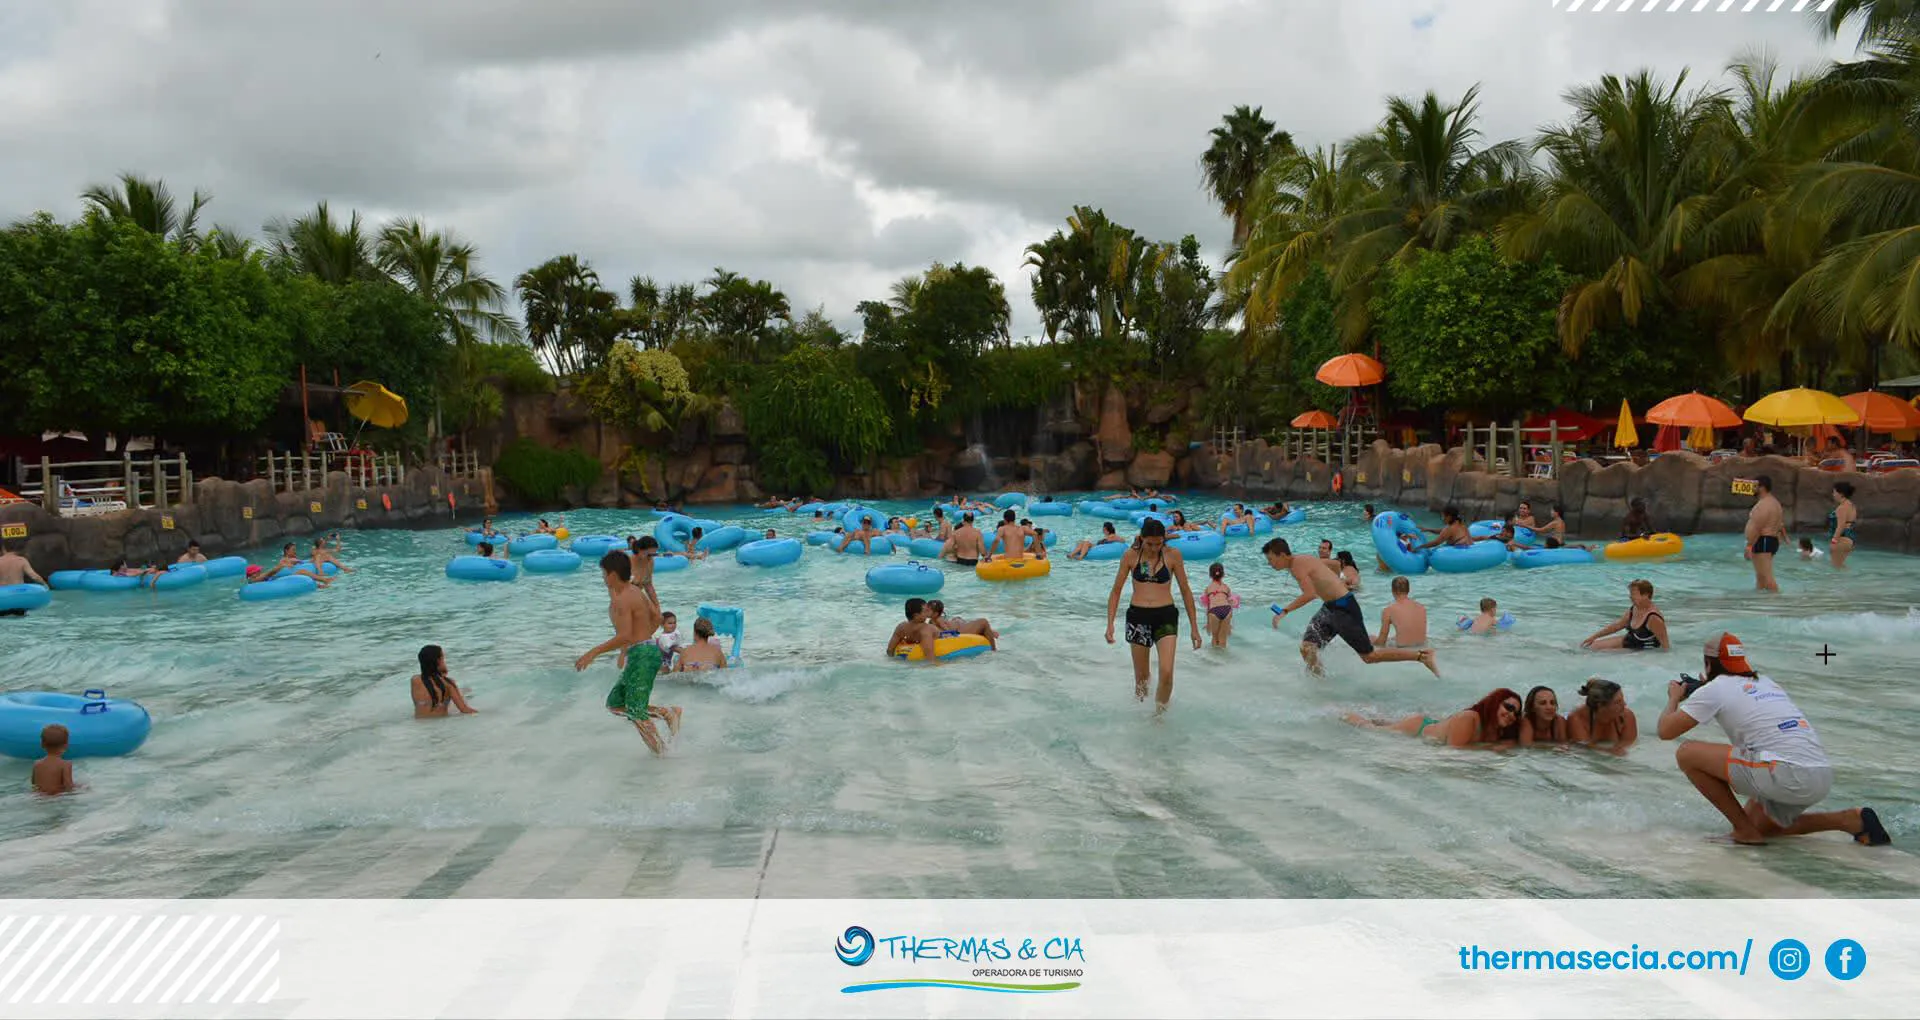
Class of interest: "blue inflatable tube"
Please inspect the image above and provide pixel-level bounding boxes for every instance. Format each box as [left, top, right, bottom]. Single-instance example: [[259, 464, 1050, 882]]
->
[[1466, 521, 1536, 546], [841, 507, 884, 532], [238, 574, 319, 602], [806, 530, 840, 546], [570, 535, 625, 560], [1430, 540, 1510, 573], [906, 537, 946, 558], [1029, 501, 1073, 516], [1457, 611, 1518, 631], [1110, 498, 1145, 511], [0, 690, 150, 759], [447, 556, 519, 582], [153, 564, 207, 591], [1082, 541, 1129, 561], [1371, 512, 1432, 574], [508, 534, 559, 555], [736, 537, 803, 567], [835, 535, 894, 555], [1223, 515, 1273, 537], [794, 502, 828, 514], [1274, 507, 1306, 525], [201, 556, 248, 579], [1129, 510, 1175, 526], [994, 492, 1027, 509], [656, 515, 725, 550], [79, 571, 143, 592], [653, 552, 691, 573], [866, 561, 945, 595], [1510, 547, 1596, 568], [523, 549, 582, 573], [697, 525, 749, 553], [47, 570, 88, 590], [0, 584, 51, 612], [1171, 531, 1228, 559], [465, 531, 508, 546], [1080, 502, 1132, 521]]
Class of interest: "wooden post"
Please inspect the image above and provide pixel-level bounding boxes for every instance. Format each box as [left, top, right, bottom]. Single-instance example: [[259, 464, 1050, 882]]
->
[[123, 453, 137, 508], [1509, 418, 1522, 479], [152, 454, 167, 508], [40, 457, 56, 513], [302, 450, 312, 492], [179, 452, 192, 505], [1549, 420, 1562, 481], [1462, 424, 1474, 471]]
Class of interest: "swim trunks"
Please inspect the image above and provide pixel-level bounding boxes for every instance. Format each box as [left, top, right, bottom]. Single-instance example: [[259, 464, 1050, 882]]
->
[[1125, 603, 1181, 647], [0, 609, 24, 618], [1727, 754, 1832, 826], [605, 643, 663, 723], [1303, 594, 1374, 655], [1750, 536, 1781, 556], [955, 557, 979, 567]]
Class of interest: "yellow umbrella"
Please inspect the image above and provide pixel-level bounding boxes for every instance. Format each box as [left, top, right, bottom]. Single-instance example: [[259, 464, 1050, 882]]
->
[[1742, 387, 1859, 428], [1614, 399, 1638, 449], [1686, 425, 1715, 450], [344, 381, 409, 429]]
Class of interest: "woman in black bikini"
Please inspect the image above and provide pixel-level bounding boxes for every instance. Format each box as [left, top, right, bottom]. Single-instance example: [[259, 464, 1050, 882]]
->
[[1104, 519, 1202, 714], [411, 644, 477, 718], [1579, 579, 1668, 652]]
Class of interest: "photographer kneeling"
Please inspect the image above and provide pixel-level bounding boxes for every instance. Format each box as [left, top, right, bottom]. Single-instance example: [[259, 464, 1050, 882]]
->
[[1659, 633, 1891, 847]]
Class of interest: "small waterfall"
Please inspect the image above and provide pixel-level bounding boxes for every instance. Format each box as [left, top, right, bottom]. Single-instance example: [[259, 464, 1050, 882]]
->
[[968, 442, 999, 491], [1029, 406, 1057, 497]]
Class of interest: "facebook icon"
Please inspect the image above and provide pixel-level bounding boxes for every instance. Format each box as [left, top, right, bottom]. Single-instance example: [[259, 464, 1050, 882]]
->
[[1824, 939, 1866, 981]]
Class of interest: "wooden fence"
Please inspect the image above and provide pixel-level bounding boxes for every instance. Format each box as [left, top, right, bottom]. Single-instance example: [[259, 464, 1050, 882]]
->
[[12, 454, 192, 515]]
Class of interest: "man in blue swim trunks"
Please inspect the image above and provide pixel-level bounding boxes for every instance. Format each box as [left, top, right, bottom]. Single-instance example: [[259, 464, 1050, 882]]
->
[[1264, 539, 1439, 678]]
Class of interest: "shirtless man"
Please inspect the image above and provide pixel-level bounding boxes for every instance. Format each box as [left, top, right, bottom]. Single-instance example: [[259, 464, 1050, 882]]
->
[[0, 541, 47, 616], [312, 537, 354, 574], [1418, 507, 1473, 550], [925, 599, 999, 650], [990, 510, 1028, 561], [1218, 503, 1255, 533], [1514, 500, 1542, 531], [627, 536, 662, 605], [885, 598, 940, 660], [929, 507, 952, 540], [838, 521, 885, 554], [1539, 504, 1569, 544], [944, 513, 987, 566], [575, 551, 680, 755], [176, 540, 208, 564], [1744, 474, 1786, 592], [1265, 539, 1439, 677], [1373, 576, 1430, 648]]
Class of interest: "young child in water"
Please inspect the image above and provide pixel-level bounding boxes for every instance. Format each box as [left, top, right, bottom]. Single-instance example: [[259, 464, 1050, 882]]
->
[[1798, 537, 1825, 561], [1468, 597, 1502, 635], [1203, 561, 1235, 648], [32, 724, 76, 795], [653, 611, 684, 669]]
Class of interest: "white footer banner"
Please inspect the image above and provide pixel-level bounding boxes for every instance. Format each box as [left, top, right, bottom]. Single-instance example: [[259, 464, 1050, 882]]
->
[[0, 899, 1907, 1018]]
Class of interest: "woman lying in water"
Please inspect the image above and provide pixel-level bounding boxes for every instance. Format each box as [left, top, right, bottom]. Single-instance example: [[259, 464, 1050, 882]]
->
[[1344, 687, 1523, 748], [1519, 685, 1567, 746], [1567, 677, 1637, 753]]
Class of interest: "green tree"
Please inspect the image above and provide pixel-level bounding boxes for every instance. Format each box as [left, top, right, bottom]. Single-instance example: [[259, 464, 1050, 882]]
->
[[580, 341, 697, 433], [1371, 237, 1574, 415], [746, 346, 890, 477], [265, 201, 380, 284], [514, 254, 620, 376], [699, 268, 791, 362], [1201, 104, 1295, 250], [79, 172, 210, 251]]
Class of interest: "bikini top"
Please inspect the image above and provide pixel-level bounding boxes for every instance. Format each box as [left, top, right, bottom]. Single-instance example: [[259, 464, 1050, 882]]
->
[[1132, 554, 1172, 584]]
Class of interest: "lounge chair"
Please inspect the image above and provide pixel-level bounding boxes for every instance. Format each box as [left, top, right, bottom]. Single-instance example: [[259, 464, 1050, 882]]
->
[[58, 482, 128, 516]]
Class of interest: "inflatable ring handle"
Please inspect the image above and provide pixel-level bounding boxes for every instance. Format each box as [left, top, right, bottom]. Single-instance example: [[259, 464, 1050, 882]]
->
[[81, 701, 108, 715], [84, 688, 106, 699]]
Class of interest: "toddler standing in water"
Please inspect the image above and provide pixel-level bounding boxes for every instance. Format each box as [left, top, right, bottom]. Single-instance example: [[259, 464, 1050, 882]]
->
[[32, 724, 76, 795], [1203, 562, 1236, 647]]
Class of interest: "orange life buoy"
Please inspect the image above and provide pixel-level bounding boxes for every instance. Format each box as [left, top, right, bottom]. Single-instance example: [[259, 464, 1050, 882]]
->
[[447, 493, 456, 510], [381, 493, 392, 512], [1332, 472, 1345, 495]]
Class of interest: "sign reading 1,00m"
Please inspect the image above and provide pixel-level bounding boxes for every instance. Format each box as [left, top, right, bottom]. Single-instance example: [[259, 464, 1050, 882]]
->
[[0, 523, 25, 540], [1731, 478, 1758, 496], [310, 501, 323, 514], [160, 514, 175, 531]]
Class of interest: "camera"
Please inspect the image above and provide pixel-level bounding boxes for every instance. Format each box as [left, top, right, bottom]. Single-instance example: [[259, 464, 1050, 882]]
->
[[1677, 673, 1710, 700]]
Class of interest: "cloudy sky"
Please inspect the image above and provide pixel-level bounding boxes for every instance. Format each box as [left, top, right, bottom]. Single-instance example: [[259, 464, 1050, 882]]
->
[[0, 0, 1860, 340]]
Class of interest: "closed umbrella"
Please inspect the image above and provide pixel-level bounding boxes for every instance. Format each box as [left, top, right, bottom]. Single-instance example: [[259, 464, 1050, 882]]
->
[[1614, 400, 1639, 449], [1291, 410, 1339, 429]]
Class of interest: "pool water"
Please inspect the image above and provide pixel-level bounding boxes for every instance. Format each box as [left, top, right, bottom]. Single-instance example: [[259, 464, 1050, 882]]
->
[[2, 498, 1916, 899]]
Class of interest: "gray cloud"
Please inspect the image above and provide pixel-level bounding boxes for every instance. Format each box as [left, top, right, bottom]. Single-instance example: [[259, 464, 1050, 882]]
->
[[0, 0, 1859, 342]]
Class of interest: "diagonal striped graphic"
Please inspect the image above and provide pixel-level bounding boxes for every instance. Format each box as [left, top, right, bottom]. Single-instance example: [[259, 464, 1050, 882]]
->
[[1553, 0, 1834, 10], [0, 915, 278, 1005]]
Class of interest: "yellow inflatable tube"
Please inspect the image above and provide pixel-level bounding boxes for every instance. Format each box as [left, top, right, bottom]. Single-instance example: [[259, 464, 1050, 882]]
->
[[1603, 533, 1684, 561], [975, 556, 1052, 581], [895, 634, 992, 661]]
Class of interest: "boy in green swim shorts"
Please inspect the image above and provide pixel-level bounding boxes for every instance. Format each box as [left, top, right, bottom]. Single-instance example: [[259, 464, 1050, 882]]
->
[[576, 551, 681, 755]]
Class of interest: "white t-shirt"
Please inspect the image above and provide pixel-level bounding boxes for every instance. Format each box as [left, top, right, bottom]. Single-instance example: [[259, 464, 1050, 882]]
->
[[653, 630, 682, 656], [1680, 674, 1829, 768]]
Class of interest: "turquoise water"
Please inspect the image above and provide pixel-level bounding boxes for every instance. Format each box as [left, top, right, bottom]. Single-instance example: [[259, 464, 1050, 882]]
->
[[2, 497, 1916, 899]]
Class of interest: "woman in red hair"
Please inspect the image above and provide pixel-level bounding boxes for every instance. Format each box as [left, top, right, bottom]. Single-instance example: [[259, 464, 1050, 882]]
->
[[1345, 688, 1524, 748]]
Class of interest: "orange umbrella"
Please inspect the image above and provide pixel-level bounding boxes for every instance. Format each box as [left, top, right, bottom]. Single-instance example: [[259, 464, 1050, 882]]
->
[[1645, 391, 1742, 429], [1842, 391, 1920, 432], [1315, 353, 1385, 388], [1290, 410, 1339, 429]]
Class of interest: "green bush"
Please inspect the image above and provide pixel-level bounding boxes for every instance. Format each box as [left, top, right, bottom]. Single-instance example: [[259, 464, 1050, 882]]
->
[[754, 435, 834, 495], [746, 346, 891, 468], [493, 437, 603, 505]]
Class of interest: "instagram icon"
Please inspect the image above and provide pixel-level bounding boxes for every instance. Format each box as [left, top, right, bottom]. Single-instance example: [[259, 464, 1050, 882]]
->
[[1768, 939, 1810, 981]]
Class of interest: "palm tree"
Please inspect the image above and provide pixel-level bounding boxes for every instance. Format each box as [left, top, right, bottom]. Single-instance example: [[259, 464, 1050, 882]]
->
[[1500, 71, 1737, 354], [375, 218, 519, 355], [1225, 142, 1372, 341], [265, 202, 378, 284], [627, 276, 701, 349], [1821, 0, 1920, 44], [698, 269, 791, 361], [515, 255, 617, 376], [201, 225, 261, 262], [80, 172, 210, 249], [1200, 105, 1295, 250]]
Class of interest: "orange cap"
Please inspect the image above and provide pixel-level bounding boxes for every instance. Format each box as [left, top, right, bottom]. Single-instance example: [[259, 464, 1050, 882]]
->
[[1706, 632, 1752, 674]]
